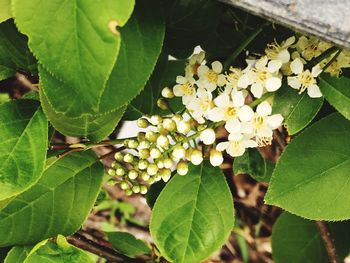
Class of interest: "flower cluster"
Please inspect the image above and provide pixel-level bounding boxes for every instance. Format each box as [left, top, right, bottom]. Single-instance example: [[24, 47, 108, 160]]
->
[[109, 34, 350, 195]]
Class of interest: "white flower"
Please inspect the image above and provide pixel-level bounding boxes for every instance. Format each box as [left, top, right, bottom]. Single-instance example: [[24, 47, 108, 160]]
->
[[241, 101, 284, 146], [226, 67, 243, 90], [173, 75, 196, 105], [199, 128, 216, 145], [209, 149, 223, 166], [216, 133, 257, 157], [207, 90, 245, 122], [287, 58, 323, 98], [239, 57, 282, 98], [185, 51, 205, 76], [265, 36, 295, 65], [197, 61, 226, 92], [186, 88, 213, 124]]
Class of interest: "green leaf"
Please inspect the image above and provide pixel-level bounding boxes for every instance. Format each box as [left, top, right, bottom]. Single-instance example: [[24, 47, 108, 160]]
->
[[233, 148, 273, 183], [13, 0, 135, 115], [150, 162, 234, 263], [265, 113, 350, 220], [0, 19, 36, 81], [39, 86, 125, 141], [4, 246, 32, 263], [24, 237, 93, 263], [319, 73, 350, 120], [0, 99, 47, 201], [0, 0, 11, 23], [272, 85, 323, 135], [40, 0, 164, 117], [272, 212, 350, 263], [124, 57, 185, 120], [106, 231, 151, 258], [0, 151, 104, 247]]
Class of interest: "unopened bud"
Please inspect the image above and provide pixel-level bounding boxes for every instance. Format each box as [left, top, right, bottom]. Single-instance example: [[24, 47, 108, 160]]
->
[[161, 87, 174, 98], [172, 114, 183, 123], [157, 98, 168, 110], [137, 118, 149, 128], [114, 152, 124, 162], [123, 153, 134, 163], [190, 149, 203, 165], [138, 160, 149, 170], [127, 139, 139, 149], [120, 181, 129, 190], [200, 128, 216, 145], [125, 189, 133, 196], [150, 147, 162, 159], [147, 163, 158, 176], [107, 169, 116, 176], [177, 161, 189, 176], [141, 171, 150, 181], [163, 118, 176, 132], [140, 185, 148, 194], [116, 167, 126, 176], [177, 120, 191, 134], [139, 149, 150, 159], [160, 169, 172, 182], [172, 145, 186, 160], [210, 149, 224, 167], [145, 131, 158, 142], [163, 158, 173, 169], [137, 132, 146, 141], [139, 140, 150, 149], [156, 159, 164, 169], [157, 135, 169, 148], [150, 115, 162, 126], [128, 170, 138, 180], [132, 185, 141, 194]]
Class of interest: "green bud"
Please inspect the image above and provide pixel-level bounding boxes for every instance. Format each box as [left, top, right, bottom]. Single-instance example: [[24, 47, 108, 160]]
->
[[161, 87, 174, 98], [138, 160, 149, 170], [139, 149, 150, 159], [137, 132, 146, 141], [107, 168, 116, 176], [127, 139, 139, 149], [157, 98, 168, 110], [163, 118, 176, 132], [145, 131, 158, 142], [114, 152, 124, 162], [172, 114, 183, 123], [163, 158, 173, 169], [147, 163, 158, 176], [123, 153, 134, 163], [128, 170, 138, 180], [154, 175, 162, 182], [137, 118, 149, 128], [148, 177, 155, 185], [150, 147, 162, 159], [141, 171, 150, 181], [158, 124, 169, 136], [177, 160, 189, 176], [120, 181, 129, 190], [156, 159, 164, 169], [190, 149, 203, 165], [125, 189, 133, 196], [116, 167, 126, 176], [156, 135, 170, 148], [150, 115, 162, 126], [132, 185, 141, 194], [160, 168, 171, 182], [140, 185, 148, 194], [139, 140, 151, 149]]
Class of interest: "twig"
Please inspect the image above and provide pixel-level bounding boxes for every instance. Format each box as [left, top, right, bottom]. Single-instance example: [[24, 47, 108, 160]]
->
[[314, 221, 339, 263], [67, 233, 145, 263]]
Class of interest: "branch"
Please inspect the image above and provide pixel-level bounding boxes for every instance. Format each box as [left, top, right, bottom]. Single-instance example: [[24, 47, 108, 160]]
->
[[315, 221, 340, 263], [67, 233, 146, 263]]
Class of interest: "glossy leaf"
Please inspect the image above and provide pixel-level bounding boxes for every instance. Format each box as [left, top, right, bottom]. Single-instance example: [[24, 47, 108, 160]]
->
[[40, 0, 164, 117], [319, 73, 350, 120], [272, 85, 323, 135], [272, 212, 350, 263], [4, 246, 32, 263], [106, 231, 151, 258], [13, 0, 135, 115], [0, 20, 36, 80], [265, 113, 350, 220], [150, 162, 234, 263], [24, 237, 93, 263], [0, 0, 11, 23], [233, 148, 274, 183], [0, 99, 47, 201], [0, 151, 104, 247], [39, 85, 125, 141]]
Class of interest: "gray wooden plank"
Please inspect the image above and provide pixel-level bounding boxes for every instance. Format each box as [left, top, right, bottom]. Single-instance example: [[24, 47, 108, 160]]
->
[[220, 0, 350, 49]]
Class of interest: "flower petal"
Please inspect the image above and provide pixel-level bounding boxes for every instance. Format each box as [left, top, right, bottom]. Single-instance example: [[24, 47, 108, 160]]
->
[[212, 61, 223, 73], [214, 93, 230, 107], [225, 119, 242, 134], [267, 114, 284, 129], [307, 84, 323, 98], [238, 105, 254, 122], [311, 64, 322, 77], [278, 49, 291, 64], [290, 58, 304, 74], [216, 141, 229, 151], [266, 76, 282, 92], [232, 91, 245, 107], [268, 60, 282, 73], [251, 83, 263, 98], [287, 76, 301, 89], [256, 101, 272, 117]]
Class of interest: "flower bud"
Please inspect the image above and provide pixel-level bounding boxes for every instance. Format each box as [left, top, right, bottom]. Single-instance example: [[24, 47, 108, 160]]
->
[[123, 153, 134, 163], [128, 170, 138, 180], [157, 98, 168, 110], [137, 118, 149, 128], [148, 177, 155, 185], [127, 139, 139, 149], [177, 120, 191, 134], [156, 159, 164, 169], [140, 185, 148, 194], [138, 160, 149, 170], [200, 128, 216, 145], [137, 132, 146, 141], [210, 149, 224, 167], [190, 149, 203, 165], [145, 131, 158, 142], [158, 125, 169, 136], [111, 161, 118, 168], [150, 115, 162, 126], [160, 169, 172, 182], [150, 147, 162, 159], [163, 158, 173, 169], [120, 181, 129, 190], [157, 135, 169, 148], [155, 175, 162, 182], [163, 118, 176, 132], [139, 140, 150, 149], [114, 152, 124, 162], [147, 163, 158, 176], [172, 114, 183, 123], [185, 148, 193, 160], [139, 149, 150, 159], [141, 171, 150, 181], [132, 185, 141, 194], [172, 145, 186, 160], [161, 87, 174, 98], [116, 167, 126, 176], [125, 189, 133, 196], [176, 161, 189, 176], [107, 169, 116, 176]]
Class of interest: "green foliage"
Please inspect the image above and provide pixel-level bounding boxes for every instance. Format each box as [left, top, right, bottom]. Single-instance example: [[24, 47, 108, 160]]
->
[[266, 113, 350, 220], [272, 84, 323, 135], [0, 20, 36, 81], [150, 162, 234, 263], [4, 246, 32, 263], [0, 0, 11, 23], [106, 231, 150, 258], [319, 73, 350, 120], [13, 0, 135, 115], [272, 212, 350, 263], [0, 151, 103, 247], [0, 99, 47, 201], [233, 148, 273, 183]]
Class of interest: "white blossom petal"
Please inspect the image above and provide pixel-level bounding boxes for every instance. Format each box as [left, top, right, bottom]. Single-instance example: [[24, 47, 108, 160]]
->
[[267, 114, 284, 129], [217, 74, 227, 86], [225, 119, 242, 134], [212, 61, 223, 73], [266, 76, 282, 92], [176, 75, 187, 84], [268, 60, 282, 73], [278, 49, 291, 64], [255, 56, 268, 69], [216, 142, 229, 151], [290, 58, 304, 74], [214, 93, 231, 107], [207, 107, 225, 122], [173, 85, 182, 96], [287, 76, 301, 89], [232, 91, 245, 107], [256, 101, 272, 117], [307, 84, 323, 98], [197, 65, 209, 76], [251, 83, 263, 98], [238, 105, 254, 122], [311, 64, 322, 77]]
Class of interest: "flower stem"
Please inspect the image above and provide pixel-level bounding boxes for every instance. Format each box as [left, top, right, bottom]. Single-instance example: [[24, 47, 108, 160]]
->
[[315, 221, 340, 263]]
